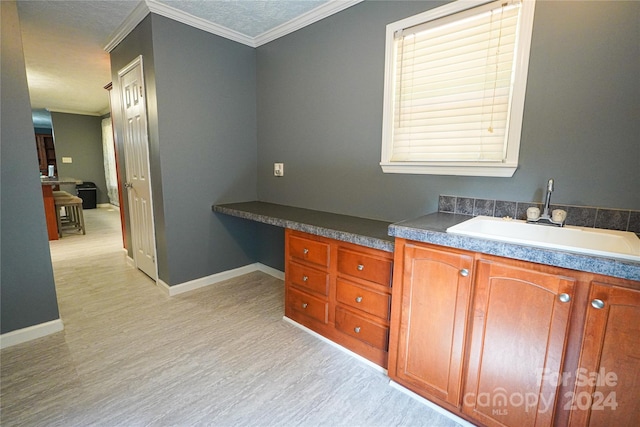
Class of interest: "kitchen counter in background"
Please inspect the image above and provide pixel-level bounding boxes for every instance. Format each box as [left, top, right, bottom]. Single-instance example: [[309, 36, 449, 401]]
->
[[41, 177, 82, 240], [40, 177, 82, 186], [213, 202, 640, 281]]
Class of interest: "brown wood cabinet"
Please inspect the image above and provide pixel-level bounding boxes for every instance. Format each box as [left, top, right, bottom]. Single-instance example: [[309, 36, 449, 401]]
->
[[388, 238, 640, 427], [284, 229, 393, 367], [463, 258, 576, 427], [388, 240, 474, 409], [35, 134, 57, 176], [568, 281, 640, 426]]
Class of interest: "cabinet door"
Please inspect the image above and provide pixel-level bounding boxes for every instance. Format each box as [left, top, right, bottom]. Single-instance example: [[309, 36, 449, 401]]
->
[[463, 259, 575, 427], [568, 283, 640, 427], [389, 242, 473, 407], [35, 134, 57, 175]]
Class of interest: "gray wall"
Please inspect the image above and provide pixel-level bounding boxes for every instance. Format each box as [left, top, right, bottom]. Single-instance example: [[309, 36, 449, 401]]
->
[[256, 0, 640, 222], [50, 112, 109, 205], [111, 14, 259, 285], [1, 0, 60, 334], [109, 1, 638, 281]]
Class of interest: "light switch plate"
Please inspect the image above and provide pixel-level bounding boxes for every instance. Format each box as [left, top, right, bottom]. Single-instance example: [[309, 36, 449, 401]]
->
[[274, 163, 284, 177], [62, 157, 73, 163]]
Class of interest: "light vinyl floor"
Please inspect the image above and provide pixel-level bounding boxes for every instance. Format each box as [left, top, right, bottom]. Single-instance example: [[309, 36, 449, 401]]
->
[[1, 207, 461, 427]]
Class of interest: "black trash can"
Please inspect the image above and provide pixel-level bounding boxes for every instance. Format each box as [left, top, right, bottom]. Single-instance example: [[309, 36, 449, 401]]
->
[[76, 182, 97, 209]]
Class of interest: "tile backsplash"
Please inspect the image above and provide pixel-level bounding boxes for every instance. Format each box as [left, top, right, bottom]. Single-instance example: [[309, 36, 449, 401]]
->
[[439, 195, 640, 235]]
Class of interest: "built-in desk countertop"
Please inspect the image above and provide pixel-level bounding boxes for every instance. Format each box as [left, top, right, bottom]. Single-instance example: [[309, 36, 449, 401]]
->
[[213, 201, 394, 252], [213, 201, 639, 281]]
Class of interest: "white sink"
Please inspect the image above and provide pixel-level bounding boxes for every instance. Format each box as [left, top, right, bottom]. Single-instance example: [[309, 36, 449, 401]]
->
[[446, 216, 640, 262]]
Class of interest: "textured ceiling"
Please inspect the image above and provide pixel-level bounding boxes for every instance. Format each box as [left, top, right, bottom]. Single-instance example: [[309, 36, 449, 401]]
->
[[17, 0, 352, 119], [161, 0, 328, 37]]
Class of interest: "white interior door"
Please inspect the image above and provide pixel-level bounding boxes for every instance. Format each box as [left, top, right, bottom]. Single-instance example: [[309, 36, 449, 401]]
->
[[118, 56, 157, 281]]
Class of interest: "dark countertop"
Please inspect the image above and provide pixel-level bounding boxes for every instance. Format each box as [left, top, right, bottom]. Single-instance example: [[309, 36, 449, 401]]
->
[[390, 212, 640, 282], [213, 201, 394, 252], [213, 201, 640, 281]]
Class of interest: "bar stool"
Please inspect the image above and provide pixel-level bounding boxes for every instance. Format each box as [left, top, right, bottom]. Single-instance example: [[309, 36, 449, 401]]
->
[[53, 194, 86, 237]]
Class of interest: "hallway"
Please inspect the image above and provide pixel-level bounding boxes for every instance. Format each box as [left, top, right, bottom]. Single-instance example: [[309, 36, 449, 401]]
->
[[1, 207, 461, 427]]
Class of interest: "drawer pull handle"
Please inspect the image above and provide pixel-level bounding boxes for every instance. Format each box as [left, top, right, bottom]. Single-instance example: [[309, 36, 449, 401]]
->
[[591, 299, 605, 310], [558, 293, 571, 303], [302, 303, 308, 309], [459, 269, 469, 277], [357, 264, 364, 271], [303, 248, 309, 255], [302, 275, 308, 282], [355, 296, 363, 303], [354, 327, 361, 333]]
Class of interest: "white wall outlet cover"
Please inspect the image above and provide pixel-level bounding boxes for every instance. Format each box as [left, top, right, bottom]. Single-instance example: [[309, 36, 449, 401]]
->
[[274, 163, 284, 176], [62, 157, 73, 163]]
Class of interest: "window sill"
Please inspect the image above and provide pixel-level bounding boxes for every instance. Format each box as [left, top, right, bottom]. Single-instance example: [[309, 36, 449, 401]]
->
[[379, 162, 518, 177]]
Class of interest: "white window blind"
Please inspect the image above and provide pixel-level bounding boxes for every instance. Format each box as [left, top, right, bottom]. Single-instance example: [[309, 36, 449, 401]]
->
[[381, 0, 536, 177]]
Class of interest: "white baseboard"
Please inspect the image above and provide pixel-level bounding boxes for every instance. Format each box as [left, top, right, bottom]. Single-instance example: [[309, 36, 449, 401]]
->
[[282, 316, 387, 375], [255, 263, 285, 280], [388, 381, 476, 427], [125, 254, 134, 266], [97, 203, 112, 208], [159, 263, 284, 296], [0, 319, 64, 350]]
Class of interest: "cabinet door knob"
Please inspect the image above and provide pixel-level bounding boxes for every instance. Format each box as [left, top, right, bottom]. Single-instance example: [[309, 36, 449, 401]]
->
[[355, 296, 363, 303], [558, 293, 571, 303], [302, 303, 308, 309], [302, 275, 308, 282], [354, 327, 361, 333], [591, 299, 605, 310], [357, 264, 364, 271], [303, 248, 309, 255], [459, 269, 469, 277]]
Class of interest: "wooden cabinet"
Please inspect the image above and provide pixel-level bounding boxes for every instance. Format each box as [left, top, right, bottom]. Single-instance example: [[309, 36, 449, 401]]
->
[[463, 258, 576, 427], [568, 281, 640, 426], [285, 231, 331, 328], [334, 245, 393, 366], [388, 238, 640, 427], [388, 240, 474, 409], [284, 229, 393, 367], [35, 134, 57, 176]]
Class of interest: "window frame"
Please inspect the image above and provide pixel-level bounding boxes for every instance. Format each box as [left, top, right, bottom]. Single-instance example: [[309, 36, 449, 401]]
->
[[380, 0, 536, 177]]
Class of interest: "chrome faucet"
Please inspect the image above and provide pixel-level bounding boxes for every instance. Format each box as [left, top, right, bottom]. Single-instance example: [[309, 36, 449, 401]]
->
[[542, 178, 554, 218], [527, 178, 566, 227]]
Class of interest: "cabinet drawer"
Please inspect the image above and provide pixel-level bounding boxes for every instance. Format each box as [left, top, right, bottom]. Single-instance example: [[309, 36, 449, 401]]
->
[[335, 307, 389, 350], [337, 248, 392, 287], [289, 235, 330, 268], [288, 262, 329, 296], [287, 287, 328, 324], [336, 279, 390, 320]]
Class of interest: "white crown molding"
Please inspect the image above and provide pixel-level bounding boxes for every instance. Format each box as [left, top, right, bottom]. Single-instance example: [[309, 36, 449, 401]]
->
[[104, 0, 150, 52], [145, 0, 255, 47], [47, 108, 103, 117], [254, 0, 364, 47], [104, 0, 364, 51]]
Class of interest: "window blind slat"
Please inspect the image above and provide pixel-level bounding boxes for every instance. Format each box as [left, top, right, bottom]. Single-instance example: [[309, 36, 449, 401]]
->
[[390, 0, 522, 163]]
